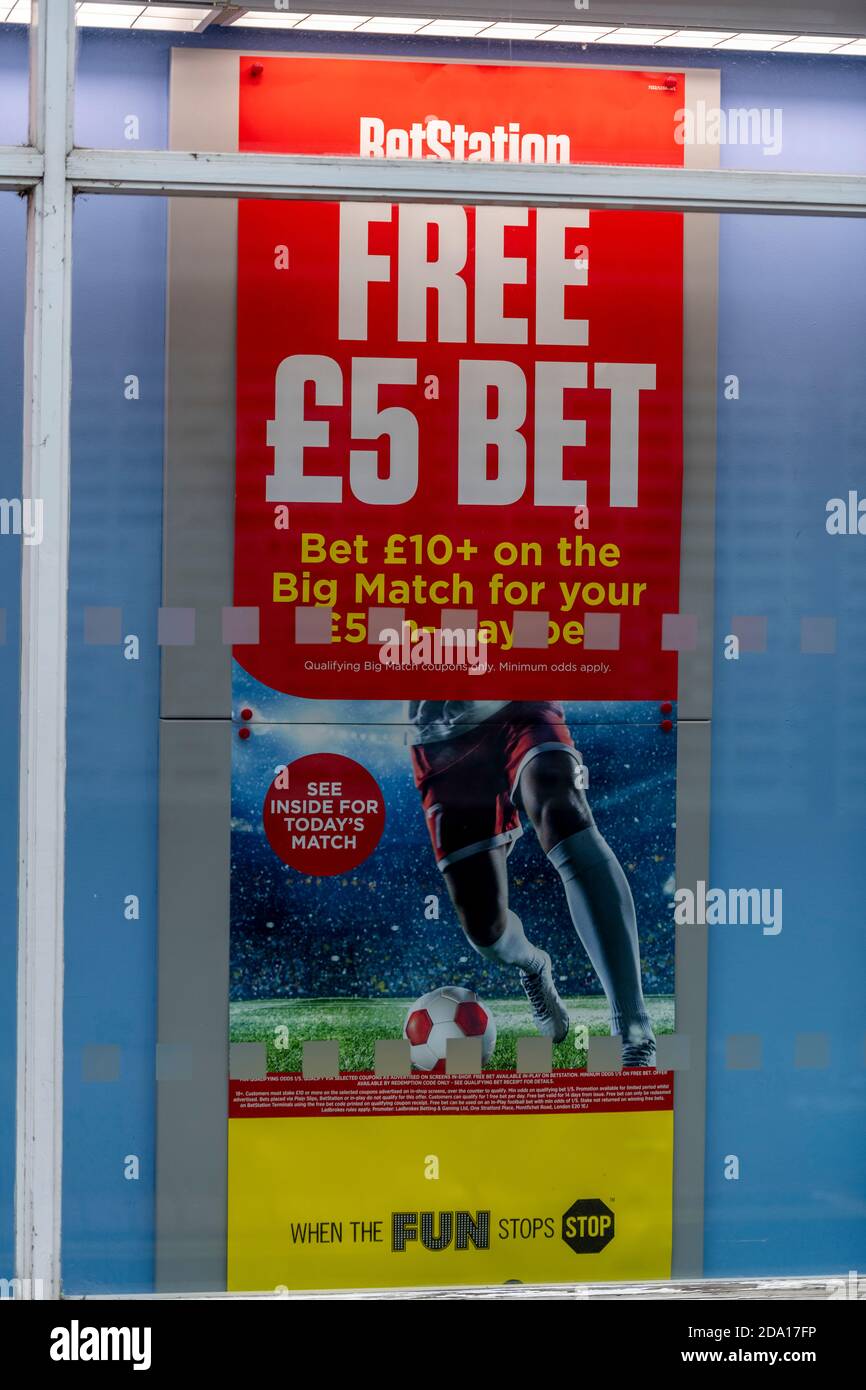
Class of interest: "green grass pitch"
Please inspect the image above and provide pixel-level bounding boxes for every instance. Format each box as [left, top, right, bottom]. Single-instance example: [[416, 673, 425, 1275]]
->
[[230, 996, 675, 1073]]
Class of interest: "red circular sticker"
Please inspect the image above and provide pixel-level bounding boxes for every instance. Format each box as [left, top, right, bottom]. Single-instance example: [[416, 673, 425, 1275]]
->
[[263, 753, 385, 876]]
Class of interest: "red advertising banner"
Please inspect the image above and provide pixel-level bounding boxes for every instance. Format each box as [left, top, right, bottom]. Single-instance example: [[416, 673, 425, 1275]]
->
[[234, 56, 684, 702], [228, 55, 685, 1289]]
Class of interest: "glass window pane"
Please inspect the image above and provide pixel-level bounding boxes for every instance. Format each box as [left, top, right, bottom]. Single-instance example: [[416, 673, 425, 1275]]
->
[[66, 181, 866, 1292], [0, 190, 27, 1290], [72, 7, 866, 175], [0, 1, 31, 146], [66, 187, 166, 1293]]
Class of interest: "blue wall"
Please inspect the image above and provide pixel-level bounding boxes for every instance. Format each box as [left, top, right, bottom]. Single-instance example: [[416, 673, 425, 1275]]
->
[[0, 21, 863, 1291], [707, 212, 866, 1275], [64, 190, 166, 1294]]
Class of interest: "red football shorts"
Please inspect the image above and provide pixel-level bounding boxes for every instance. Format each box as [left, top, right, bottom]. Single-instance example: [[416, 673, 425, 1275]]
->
[[410, 700, 582, 871]]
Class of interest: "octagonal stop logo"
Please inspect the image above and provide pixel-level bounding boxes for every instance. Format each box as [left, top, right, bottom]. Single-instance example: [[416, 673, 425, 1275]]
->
[[562, 1199, 615, 1253]]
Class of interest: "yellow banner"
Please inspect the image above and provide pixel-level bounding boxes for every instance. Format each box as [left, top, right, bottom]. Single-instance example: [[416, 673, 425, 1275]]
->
[[228, 1110, 672, 1291]]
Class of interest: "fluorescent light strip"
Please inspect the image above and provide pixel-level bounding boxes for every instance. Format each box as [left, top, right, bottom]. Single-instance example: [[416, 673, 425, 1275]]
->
[[2, 3, 863, 54], [77, 0, 201, 20], [541, 26, 619, 42], [774, 36, 857, 53], [76, 11, 141, 24], [230, 12, 310, 27], [657, 31, 736, 49], [416, 20, 490, 37], [357, 17, 428, 34], [76, 2, 144, 13], [295, 13, 371, 29], [132, 15, 203, 29], [141, 4, 205, 15], [132, 5, 207, 27], [602, 28, 677, 45], [475, 22, 557, 40], [715, 34, 794, 50]]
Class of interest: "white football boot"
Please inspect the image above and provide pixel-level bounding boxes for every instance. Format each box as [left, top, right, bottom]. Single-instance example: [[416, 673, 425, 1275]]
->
[[519, 951, 570, 1044], [621, 1023, 657, 1069]]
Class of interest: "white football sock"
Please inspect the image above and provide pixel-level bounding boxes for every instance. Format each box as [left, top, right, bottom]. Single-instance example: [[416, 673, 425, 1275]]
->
[[470, 910, 543, 973], [548, 825, 652, 1038]]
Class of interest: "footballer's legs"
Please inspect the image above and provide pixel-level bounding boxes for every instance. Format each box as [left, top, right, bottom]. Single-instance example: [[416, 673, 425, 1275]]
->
[[443, 847, 569, 1043], [520, 751, 656, 1067]]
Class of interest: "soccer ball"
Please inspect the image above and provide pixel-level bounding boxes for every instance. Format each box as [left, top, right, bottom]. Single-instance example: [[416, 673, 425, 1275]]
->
[[404, 986, 497, 1072]]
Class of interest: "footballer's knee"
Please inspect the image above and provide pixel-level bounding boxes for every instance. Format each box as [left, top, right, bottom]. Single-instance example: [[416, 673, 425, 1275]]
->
[[521, 753, 592, 853], [446, 879, 509, 948], [443, 857, 509, 948], [458, 904, 510, 949]]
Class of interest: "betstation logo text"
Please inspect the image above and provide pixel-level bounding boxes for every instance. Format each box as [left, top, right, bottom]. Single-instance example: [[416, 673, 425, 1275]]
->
[[360, 117, 571, 163], [287, 1205, 616, 1254]]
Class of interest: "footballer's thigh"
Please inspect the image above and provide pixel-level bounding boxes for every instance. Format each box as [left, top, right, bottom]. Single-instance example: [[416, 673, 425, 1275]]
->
[[520, 749, 593, 854], [443, 845, 510, 949]]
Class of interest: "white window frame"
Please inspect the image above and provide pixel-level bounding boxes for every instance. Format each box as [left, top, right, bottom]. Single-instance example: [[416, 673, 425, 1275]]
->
[[7, 0, 865, 1302]]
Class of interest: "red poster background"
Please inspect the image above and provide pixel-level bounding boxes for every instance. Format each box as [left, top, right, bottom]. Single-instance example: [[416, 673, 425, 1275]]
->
[[235, 56, 684, 701]]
